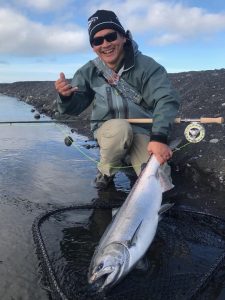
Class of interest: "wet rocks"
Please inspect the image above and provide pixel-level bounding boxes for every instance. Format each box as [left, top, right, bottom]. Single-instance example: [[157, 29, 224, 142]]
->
[[34, 113, 41, 119], [64, 136, 74, 147]]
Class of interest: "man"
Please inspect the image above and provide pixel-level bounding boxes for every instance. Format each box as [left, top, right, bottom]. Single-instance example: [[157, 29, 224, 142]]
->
[[55, 10, 180, 189]]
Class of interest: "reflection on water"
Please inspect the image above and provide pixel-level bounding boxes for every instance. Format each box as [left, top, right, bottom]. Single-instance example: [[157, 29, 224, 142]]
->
[[0, 95, 129, 300]]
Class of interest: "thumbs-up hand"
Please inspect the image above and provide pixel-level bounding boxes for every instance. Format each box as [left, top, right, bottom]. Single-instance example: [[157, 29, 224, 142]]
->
[[55, 72, 78, 97]]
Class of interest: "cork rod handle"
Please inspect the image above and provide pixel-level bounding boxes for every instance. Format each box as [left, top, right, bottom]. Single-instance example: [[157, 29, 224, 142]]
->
[[199, 117, 224, 124], [126, 117, 224, 124]]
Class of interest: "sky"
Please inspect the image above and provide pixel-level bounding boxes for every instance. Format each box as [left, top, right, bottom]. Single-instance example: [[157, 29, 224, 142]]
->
[[0, 0, 225, 83]]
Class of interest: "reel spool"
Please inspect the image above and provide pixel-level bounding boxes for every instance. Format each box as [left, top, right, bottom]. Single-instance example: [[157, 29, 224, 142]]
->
[[184, 122, 205, 143]]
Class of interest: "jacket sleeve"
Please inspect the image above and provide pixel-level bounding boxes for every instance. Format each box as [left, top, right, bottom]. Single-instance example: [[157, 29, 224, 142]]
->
[[56, 68, 95, 116], [142, 63, 180, 144]]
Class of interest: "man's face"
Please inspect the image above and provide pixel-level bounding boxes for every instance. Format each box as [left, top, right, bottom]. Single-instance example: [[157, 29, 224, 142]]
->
[[92, 29, 126, 70]]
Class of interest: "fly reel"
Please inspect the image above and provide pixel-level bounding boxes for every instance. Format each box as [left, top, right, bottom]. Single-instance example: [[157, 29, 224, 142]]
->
[[184, 122, 205, 143]]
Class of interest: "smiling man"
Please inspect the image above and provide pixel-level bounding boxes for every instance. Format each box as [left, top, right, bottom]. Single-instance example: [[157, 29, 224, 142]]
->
[[55, 10, 180, 190], [91, 29, 125, 70]]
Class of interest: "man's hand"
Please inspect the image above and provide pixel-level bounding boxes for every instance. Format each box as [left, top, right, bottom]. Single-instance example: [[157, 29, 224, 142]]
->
[[147, 141, 172, 164], [55, 72, 78, 97]]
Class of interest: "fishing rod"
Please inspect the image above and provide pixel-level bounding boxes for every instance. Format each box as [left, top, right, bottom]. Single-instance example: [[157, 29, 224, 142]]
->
[[61, 116, 223, 144], [0, 120, 78, 124], [1, 117, 223, 144], [0, 117, 223, 125], [124, 117, 224, 143]]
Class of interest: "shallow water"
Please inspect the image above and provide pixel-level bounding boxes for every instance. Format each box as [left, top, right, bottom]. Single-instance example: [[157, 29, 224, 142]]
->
[[0, 95, 130, 300]]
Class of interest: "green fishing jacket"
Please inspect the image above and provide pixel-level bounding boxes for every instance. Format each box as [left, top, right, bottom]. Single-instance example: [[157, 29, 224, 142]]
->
[[57, 40, 180, 144]]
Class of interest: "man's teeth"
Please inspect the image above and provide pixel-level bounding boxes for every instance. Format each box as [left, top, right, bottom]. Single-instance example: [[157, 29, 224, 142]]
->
[[103, 49, 114, 54]]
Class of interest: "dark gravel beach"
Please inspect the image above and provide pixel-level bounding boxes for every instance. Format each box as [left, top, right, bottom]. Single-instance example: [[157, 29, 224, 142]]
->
[[0, 69, 225, 137], [0, 68, 225, 208]]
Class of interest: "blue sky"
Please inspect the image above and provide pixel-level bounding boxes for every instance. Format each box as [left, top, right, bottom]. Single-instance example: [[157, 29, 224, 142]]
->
[[0, 0, 225, 83]]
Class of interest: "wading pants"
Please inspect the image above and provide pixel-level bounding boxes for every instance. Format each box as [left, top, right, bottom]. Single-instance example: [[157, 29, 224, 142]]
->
[[95, 119, 171, 178]]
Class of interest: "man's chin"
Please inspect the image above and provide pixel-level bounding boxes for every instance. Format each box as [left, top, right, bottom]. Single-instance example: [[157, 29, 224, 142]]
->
[[101, 57, 117, 69]]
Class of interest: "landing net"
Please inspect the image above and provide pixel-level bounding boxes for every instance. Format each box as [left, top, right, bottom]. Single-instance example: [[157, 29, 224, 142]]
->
[[32, 205, 225, 300]]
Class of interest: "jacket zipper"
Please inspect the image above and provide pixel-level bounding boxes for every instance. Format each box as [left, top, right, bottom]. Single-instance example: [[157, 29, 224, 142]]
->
[[106, 86, 115, 118]]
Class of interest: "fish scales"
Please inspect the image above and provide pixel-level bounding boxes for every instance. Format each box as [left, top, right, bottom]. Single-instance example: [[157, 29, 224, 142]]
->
[[88, 155, 173, 291]]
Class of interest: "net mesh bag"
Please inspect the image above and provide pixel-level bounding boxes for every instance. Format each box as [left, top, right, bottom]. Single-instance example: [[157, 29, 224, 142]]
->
[[32, 205, 225, 300]]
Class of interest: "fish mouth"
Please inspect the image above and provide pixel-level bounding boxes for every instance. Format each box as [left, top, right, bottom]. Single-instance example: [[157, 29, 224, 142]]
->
[[89, 266, 114, 284], [88, 274, 109, 293], [88, 265, 120, 292]]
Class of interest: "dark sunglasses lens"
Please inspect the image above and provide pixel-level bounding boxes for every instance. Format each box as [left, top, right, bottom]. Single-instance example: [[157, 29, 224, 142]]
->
[[92, 37, 104, 46], [105, 32, 117, 42], [92, 32, 117, 46]]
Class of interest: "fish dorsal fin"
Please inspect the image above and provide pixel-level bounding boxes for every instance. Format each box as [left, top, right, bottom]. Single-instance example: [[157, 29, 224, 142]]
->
[[158, 203, 174, 215], [127, 220, 143, 248]]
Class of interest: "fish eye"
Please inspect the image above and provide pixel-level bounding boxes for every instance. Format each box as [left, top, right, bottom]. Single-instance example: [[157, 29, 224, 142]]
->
[[97, 263, 104, 271]]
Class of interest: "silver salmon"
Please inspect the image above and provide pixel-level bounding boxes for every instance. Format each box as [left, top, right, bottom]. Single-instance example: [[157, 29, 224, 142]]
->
[[88, 155, 173, 291]]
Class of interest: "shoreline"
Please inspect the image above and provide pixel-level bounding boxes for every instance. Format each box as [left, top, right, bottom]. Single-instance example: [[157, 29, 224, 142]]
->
[[0, 81, 93, 138], [1, 68, 225, 191]]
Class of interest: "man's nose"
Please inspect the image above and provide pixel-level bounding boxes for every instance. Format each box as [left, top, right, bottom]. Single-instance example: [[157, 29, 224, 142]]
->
[[102, 39, 111, 46]]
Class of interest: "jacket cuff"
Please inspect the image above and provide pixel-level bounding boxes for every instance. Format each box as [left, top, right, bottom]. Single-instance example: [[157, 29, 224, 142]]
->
[[150, 134, 168, 144]]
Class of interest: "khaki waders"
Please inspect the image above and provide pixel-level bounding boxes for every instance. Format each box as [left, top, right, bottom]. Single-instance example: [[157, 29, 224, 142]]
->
[[95, 119, 171, 178]]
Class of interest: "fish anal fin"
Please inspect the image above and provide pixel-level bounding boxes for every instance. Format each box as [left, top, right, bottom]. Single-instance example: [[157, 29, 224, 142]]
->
[[135, 255, 149, 272]]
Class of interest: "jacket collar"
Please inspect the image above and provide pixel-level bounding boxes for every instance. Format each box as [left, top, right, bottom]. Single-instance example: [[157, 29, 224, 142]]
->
[[123, 40, 135, 72]]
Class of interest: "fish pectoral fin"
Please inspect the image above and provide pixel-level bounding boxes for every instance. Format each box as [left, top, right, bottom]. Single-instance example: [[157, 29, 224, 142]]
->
[[112, 207, 120, 218], [135, 255, 149, 272], [127, 220, 143, 248], [158, 203, 174, 216]]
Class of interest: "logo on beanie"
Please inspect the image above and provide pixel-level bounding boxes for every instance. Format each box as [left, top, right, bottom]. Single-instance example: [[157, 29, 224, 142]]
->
[[88, 17, 98, 29]]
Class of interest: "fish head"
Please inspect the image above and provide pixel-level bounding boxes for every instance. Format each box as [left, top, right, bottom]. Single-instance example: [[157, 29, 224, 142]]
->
[[88, 242, 129, 292]]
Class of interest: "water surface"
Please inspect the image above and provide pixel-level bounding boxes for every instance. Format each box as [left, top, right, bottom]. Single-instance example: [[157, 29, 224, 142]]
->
[[0, 94, 129, 300]]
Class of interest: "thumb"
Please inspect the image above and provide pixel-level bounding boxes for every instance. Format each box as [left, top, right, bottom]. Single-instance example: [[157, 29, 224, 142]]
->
[[60, 72, 66, 81]]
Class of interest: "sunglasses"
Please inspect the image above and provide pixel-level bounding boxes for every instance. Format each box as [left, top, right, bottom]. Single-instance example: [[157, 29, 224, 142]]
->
[[91, 31, 118, 47]]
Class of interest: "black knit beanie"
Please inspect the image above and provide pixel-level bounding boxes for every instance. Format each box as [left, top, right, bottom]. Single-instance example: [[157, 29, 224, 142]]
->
[[88, 10, 126, 44]]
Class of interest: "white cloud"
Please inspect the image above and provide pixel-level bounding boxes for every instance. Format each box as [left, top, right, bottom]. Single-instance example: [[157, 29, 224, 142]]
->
[[147, 3, 225, 37], [126, 2, 225, 45], [151, 33, 182, 46], [15, 0, 70, 11], [1, 1, 224, 57], [0, 8, 88, 55], [0, 59, 87, 82], [87, 0, 225, 45]]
